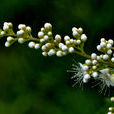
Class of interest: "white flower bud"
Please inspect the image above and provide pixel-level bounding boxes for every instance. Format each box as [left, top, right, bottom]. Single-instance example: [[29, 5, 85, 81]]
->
[[100, 38, 105, 42], [76, 40, 81, 44], [83, 78, 88, 83], [73, 31, 79, 37], [66, 41, 70, 45], [81, 34, 87, 41], [35, 44, 40, 49], [42, 52, 47, 56], [69, 47, 74, 53], [106, 44, 112, 49], [44, 23, 52, 29], [77, 27, 83, 34], [44, 35, 49, 41], [26, 26, 31, 32], [38, 32, 44, 38], [100, 42, 106, 47], [111, 57, 114, 62], [83, 65, 88, 71], [5, 42, 10, 47], [47, 32, 52, 36], [7, 37, 14, 42], [64, 36, 70, 41], [107, 49, 112, 54], [97, 56, 101, 60], [92, 60, 97, 65], [84, 74, 90, 80], [18, 38, 24, 44], [62, 45, 68, 51], [28, 42, 35, 48], [18, 24, 26, 29], [3, 25, 9, 31], [92, 72, 98, 78], [92, 66, 97, 70], [55, 34, 61, 41], [91, 53, 97, 59], [70, 39, 74, 43], [59, 43, 64, 48], [17, 30, 24, 36], [56, 51, 63, 57], [72, 27, 77, 32], [85, 59, 91, 65], [97, 45, 101, 51], [40, 39, 45, 43], [48, 49, 55, 56], [108, 39, 113, 45], [103, 54, 109, 60], [1, 31, 5, 35], [41, 45, 46, 51], [111, 97, 114, 102]]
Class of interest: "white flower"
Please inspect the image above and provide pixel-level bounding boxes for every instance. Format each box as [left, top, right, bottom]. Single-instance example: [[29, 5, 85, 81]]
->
[[69, 63, 88, 86], [97, 69, 114, 88]]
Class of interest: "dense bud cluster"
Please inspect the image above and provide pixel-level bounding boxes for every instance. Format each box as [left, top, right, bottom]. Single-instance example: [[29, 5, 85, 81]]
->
[[71, 38, 114, 88], [0, 22, 114, 89]]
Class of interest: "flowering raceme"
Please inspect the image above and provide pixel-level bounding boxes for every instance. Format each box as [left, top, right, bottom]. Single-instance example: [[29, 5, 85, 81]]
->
[[0, 22, 114, 89], [0, 22, 114, 114]]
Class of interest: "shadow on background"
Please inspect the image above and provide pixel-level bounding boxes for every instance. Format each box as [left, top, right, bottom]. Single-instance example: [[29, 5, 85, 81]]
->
[[0, 0, 114, 114]]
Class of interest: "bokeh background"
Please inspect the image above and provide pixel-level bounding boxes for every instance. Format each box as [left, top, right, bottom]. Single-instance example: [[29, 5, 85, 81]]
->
[[0, 0, 114, 114]]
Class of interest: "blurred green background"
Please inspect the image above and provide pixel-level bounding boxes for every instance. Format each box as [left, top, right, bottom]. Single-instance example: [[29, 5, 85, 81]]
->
[[0, 0, 114, 114]]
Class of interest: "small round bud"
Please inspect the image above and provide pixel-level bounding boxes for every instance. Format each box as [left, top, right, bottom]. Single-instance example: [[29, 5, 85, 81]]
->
[[69, 47, 74, 53], [18, 38, 24, 44], [81, 34, 87, 41], [64, 36, 70, 41], [103, 54, 109, 60], [84, 74, 90, 80], [5, 42, 10, 47], [91, 53, 97, 59], [111, 57, 114, 62], [42, 52, 47, 56], [92, 60, 97, 65], [44, 23, 52, 29], [85, 59, 91, 65], [7, 37, 14, 42], [107, 44, 112, 49], [92, 72, 98, 78], [76, 40, 81, 44], [107, 49, 112, 54], [38, 32, 44, 38], [62, 45, 68, 51], [26, 26, 31, 32], [97, 45, 101, 51], [35, 44, 40, 49], [18, 24, 26, 29], [100, 38, 105, 42], [48, 49, 56, 56], [56, 51, 63, 57], [44, 35, 49, 41], [28, 42, 35, 48], [55, 34, 61, 41], [108, 39, 113, 45]]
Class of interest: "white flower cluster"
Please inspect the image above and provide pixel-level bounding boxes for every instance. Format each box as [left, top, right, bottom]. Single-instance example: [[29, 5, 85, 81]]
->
[[27, 23, 88, 57], [72, 38, 114, 88], [1, 22, 88, 57], [0, 22, 114, 89], [0, 22, 13, 37]]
